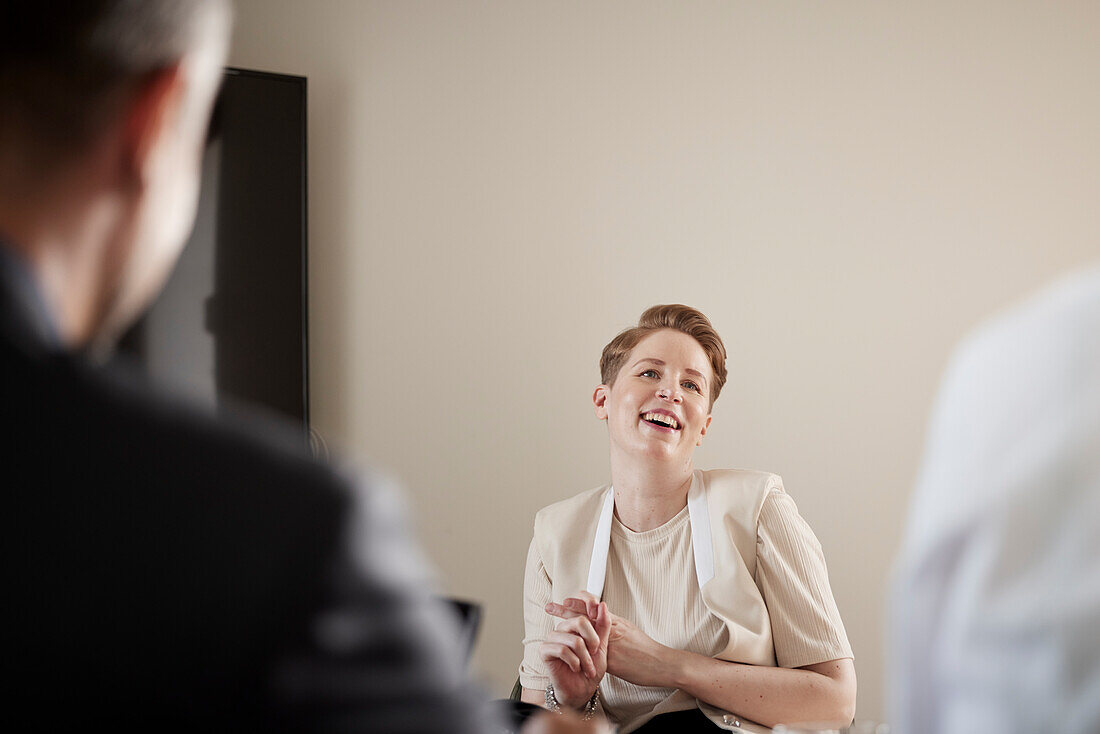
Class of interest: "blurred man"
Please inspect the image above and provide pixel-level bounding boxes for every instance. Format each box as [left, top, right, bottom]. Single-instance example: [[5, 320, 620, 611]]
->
[[890, 266, 1100, 733], [0, 2, 497, 729]]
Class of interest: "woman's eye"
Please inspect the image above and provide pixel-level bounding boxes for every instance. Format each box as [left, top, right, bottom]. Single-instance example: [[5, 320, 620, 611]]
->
[[683, 381, 699, 392], [640, 369, 659, 378]]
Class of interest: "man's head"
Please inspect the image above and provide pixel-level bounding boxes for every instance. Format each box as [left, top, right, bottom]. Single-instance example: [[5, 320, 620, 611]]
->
[[0, 0, 231, 347]]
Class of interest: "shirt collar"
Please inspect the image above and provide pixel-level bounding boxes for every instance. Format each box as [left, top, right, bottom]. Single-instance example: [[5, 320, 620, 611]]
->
[[0, 238, 64, 351]]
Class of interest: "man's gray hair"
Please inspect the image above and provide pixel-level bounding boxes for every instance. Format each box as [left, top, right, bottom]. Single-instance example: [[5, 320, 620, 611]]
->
[[1, 0, 231, 149]]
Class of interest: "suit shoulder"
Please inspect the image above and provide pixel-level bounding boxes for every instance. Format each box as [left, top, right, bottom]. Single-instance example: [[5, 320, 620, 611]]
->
[[26, 352, 351, 514], [701, 468, 783, 492], [700, 469, 785, 520]]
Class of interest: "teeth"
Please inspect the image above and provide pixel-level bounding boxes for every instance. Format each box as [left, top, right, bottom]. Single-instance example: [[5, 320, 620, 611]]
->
[[643, 412, 679, 429]]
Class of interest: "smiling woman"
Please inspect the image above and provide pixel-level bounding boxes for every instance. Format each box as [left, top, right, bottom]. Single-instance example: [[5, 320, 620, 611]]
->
[[516, 305, 856, 733]]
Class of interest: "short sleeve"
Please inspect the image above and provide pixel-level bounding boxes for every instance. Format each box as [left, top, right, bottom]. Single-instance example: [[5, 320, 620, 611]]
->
[[755, 489, 854, 669], [518, 536, 555, 690]]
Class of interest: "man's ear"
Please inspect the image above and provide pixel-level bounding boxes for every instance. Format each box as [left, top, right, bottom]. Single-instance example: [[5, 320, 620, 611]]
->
[[120, 65, 187, 182], [696, 415, 712, 446], [593, 385, 610, 420]]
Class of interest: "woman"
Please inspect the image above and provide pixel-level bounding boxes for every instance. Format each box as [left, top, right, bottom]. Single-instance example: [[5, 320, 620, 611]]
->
[[518, 305, 856, 733]]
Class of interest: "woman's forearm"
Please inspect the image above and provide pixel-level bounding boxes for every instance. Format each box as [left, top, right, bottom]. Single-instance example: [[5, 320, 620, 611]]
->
[[663, 649, 856, 729], [551, 594, 855, 728]]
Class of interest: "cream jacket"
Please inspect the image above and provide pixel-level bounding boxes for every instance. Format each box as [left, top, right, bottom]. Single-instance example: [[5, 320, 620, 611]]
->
[[529, 468, 852, 732]]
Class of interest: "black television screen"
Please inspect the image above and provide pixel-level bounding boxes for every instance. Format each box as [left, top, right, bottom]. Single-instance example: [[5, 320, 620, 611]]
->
[[119, 68, 308, 429]]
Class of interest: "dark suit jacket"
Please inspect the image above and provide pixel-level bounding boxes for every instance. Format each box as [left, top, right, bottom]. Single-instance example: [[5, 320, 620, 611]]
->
[[0, 245, 490, 731]]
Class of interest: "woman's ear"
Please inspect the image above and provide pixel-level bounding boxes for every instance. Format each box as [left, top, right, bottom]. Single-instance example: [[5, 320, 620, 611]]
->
[[593, 385, 610, 420], [696, 415, 712, 446]]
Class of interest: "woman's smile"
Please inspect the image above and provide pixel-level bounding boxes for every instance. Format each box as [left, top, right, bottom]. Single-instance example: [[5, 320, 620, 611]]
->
[[640, 410, 681, 431]]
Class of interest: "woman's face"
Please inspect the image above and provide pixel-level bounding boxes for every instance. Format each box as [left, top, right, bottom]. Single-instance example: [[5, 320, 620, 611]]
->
[[594, 329, 714, 467]]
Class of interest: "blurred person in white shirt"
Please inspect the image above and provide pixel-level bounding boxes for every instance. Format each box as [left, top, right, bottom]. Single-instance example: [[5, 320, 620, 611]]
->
[[890, 265, 1100, 734]]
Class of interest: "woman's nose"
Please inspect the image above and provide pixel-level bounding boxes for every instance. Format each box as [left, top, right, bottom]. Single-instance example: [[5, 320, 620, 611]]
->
[[657, 386, 683, 404]]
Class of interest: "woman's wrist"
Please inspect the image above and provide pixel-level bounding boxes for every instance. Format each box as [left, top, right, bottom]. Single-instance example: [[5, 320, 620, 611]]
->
[[546, 683, 600, 717], [666, 647, 701, 691], [543, 672, 598, 709]]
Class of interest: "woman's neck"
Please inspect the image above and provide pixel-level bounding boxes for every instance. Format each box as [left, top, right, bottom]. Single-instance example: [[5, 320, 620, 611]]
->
[[610, 458, 695, 532]]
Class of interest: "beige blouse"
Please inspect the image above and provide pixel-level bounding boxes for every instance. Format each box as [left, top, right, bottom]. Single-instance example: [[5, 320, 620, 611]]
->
[[520, 485, 852, 732]]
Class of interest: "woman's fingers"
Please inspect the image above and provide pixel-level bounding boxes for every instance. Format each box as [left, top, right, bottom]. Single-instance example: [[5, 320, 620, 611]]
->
[[562, 597, 592, 617], [553, 615, 601, 655], [563, 593, 600, 619], [547, 591, 602, 624], [545, 630, 597, 677], [594, 601, 612, 645], [539, 641, 582, 674], [544, 601, 585, 620], [549, 597, 597, 621]]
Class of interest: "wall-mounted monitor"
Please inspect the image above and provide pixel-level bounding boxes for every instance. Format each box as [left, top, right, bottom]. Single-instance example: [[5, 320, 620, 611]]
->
[[119, 68, 309, 432]]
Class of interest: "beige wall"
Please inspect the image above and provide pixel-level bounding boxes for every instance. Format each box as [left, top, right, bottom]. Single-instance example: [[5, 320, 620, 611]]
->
[[229, 1, 1100, 722]]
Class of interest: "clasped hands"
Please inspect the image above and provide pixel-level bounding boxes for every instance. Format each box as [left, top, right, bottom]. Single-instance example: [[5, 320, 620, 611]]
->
[[539, 591, 678, 709]]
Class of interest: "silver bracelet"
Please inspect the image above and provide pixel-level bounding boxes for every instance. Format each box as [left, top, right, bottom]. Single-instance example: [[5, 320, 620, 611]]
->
[[545, 683, 600, 720]]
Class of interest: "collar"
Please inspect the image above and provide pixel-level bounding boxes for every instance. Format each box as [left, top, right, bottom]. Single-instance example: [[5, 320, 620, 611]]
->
[[0, 239, 63, 353], [585, 470, 715, 597]]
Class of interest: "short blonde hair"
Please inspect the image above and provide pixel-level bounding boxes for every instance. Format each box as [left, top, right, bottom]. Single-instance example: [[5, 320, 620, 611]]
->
[[599, 305, 728, 409]]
